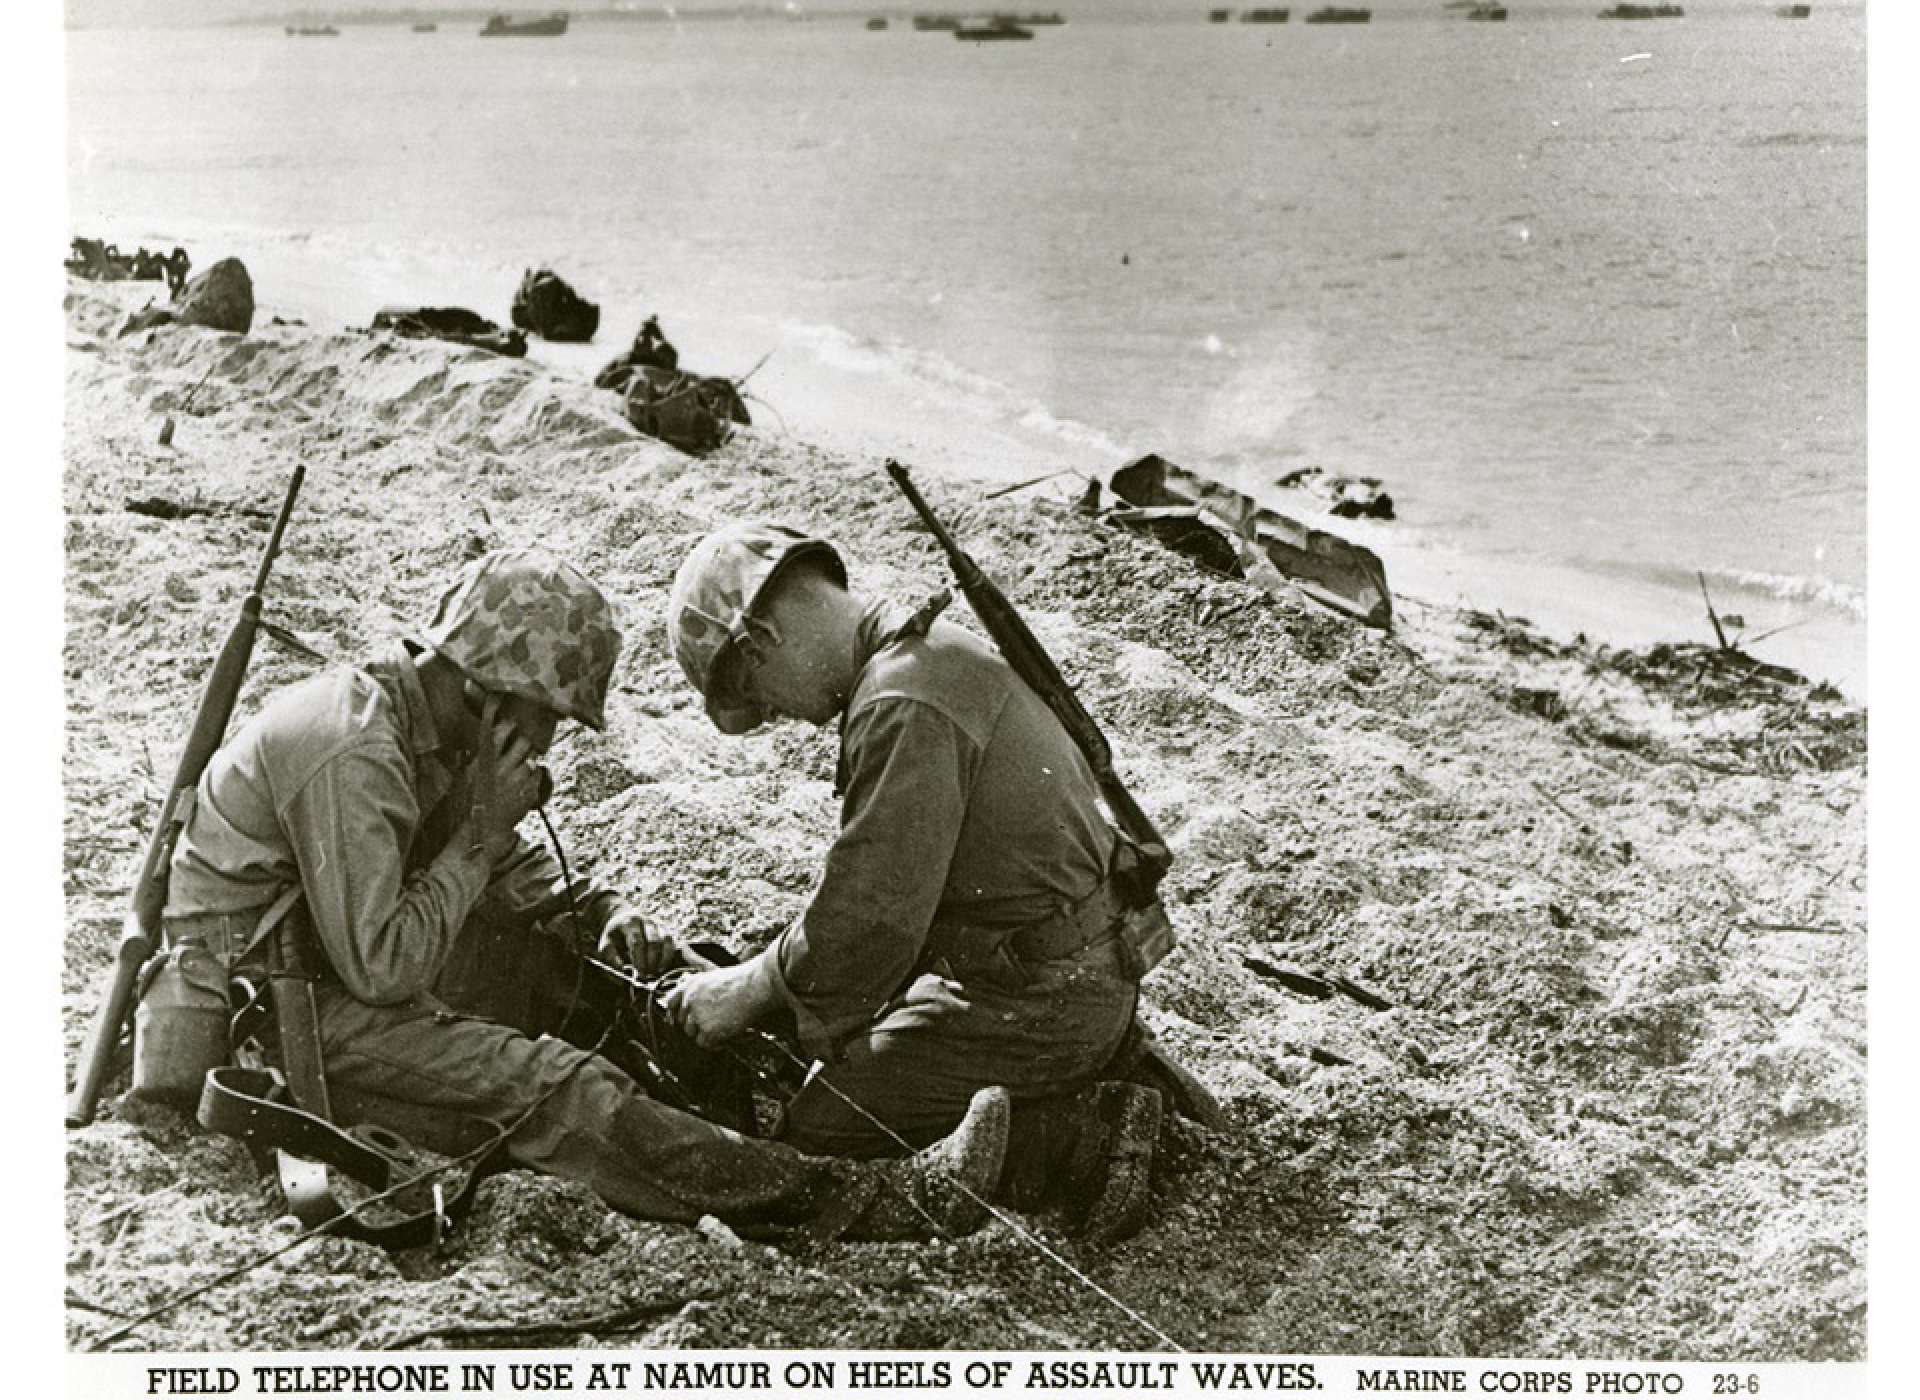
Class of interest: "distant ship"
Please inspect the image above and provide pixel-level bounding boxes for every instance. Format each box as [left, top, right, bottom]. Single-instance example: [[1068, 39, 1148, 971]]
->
[[480, 12, 570, 36], [1598, 3, 1681, 16], [412, 21, 438, 31], [1464, 3, 1507, 18], [1775, 2, 1811, 14], [1303, 6, 1370, 20], [1241, 8, 1290, 21], [285, 24, 340, 36], [1209, 8, 1234, 19], [867, 16, 889, 28], [954, 17, 1034, 38]]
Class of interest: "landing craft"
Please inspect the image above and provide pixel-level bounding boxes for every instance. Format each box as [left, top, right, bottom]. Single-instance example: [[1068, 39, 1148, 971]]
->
[[954, 16, 1035, 38], [480, 11, 570, 35]]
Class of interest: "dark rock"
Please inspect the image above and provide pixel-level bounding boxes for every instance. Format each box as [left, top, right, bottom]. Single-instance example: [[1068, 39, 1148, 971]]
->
[[511, 268, 600, 343], [176, 258, 255, 334]]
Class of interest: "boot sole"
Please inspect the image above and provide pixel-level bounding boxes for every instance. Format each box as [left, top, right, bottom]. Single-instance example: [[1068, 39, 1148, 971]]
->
[[1079, 1085, 1163, 1247]]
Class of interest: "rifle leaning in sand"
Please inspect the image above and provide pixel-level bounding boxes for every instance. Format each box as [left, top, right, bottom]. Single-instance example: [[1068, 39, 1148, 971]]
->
[[883, 460, 1173, 923], [66, 467, 306, 1129]]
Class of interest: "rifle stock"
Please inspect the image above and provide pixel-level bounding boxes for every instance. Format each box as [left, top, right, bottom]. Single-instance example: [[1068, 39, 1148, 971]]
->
[[883, 460, 1171, 896], [66, 467, 305, 1128]]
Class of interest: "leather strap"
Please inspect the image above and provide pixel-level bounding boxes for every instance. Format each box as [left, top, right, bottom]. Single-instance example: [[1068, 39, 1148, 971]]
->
[[199, 1066, 501, 1250]]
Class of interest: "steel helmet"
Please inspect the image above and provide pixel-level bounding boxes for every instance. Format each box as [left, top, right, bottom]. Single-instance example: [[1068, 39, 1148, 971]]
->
[[413, 547, 622, 731], [667, 522, 846, 734]]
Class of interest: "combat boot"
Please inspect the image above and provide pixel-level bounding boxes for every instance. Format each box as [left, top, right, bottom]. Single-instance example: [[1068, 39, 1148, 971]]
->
[[834, 1085, 1012, 1242], [1003, 1082, 1164, 1245]]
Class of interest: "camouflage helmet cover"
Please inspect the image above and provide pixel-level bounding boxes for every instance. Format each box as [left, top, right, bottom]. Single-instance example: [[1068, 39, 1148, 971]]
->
[[667, 522, 846, 735], [414, 547, 622, 731]]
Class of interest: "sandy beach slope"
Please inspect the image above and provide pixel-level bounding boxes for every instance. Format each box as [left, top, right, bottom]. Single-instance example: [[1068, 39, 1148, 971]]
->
[[62, 280, 1864, 1356]]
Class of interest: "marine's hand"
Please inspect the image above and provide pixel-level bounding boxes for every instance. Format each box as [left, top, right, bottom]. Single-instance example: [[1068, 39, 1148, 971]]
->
[[596, 908, 720, 978], [663, 962, 771, 1048], [464, 698, 549, 862]]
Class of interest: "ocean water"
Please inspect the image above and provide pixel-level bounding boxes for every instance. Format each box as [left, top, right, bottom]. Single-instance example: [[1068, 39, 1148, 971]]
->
[[65, 6, 1867, 693]]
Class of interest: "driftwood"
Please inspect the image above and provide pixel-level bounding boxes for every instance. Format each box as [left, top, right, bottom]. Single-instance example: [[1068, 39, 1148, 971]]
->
[[124, 496, 271, 523], [1242, 955, 1395, 1011], [371, 306, 526, 358]]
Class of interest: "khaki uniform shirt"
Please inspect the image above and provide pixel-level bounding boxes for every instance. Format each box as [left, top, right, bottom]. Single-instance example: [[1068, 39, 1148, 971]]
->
[[165, 643, 613, 1005], [762, 606, 1120, 1056]]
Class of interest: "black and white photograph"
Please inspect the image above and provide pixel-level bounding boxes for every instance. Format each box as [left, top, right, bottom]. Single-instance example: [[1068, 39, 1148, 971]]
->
[[48, 0, 1881, 1382]]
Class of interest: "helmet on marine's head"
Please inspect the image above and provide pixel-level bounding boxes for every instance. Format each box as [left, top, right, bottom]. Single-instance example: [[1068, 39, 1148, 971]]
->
[[667, 522, 847, 735], [413, 547, 622, 731]]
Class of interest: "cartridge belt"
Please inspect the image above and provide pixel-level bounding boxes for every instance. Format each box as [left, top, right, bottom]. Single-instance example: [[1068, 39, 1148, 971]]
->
[[163, 886, 305, 972], [927, 878, 1131, 982]]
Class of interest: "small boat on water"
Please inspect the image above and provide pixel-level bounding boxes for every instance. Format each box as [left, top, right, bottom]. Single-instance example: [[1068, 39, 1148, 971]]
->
[[285, 25, 340, 36], [1598, 3, 1681, 16], [867, 16, 890, 28], [1465, 3, 1507, 18], [480, 12, 569, 36], [1775, 2, 1810, 14], [1241, 8, 1290, 21], [954, 17, 1035, 38], [1209, 8, 1234, 19], [412, 21, 438, 31], [1304, 6, 1370, 21]]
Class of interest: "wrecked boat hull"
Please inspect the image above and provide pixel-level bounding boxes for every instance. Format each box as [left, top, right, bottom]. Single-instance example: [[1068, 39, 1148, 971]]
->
[[1107, 452, 1393, 628]]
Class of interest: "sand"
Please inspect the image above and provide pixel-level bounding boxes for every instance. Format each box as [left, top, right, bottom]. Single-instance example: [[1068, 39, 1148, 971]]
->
[[61, 280, 1865, 1358]]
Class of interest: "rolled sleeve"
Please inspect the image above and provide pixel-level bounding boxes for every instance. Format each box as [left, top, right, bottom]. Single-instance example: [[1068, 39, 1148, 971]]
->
[[281, 739, 493, 1004], [772, 697, 977, 1057]]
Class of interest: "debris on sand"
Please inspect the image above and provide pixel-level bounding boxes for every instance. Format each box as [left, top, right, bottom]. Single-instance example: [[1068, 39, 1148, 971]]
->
[[511, 268, 601, 343], [1274, 463, 1396, 520], [617, 367, 751, 457], [595, 315, 682, 387], [595, 317, 751, 456], [370, 305, 527, 357], [1456, 607, 1865, 778], [68, 238, 192, 297]]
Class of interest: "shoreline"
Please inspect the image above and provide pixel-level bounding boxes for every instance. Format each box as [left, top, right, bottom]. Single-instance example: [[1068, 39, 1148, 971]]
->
[[69, 219, 1866, 700]]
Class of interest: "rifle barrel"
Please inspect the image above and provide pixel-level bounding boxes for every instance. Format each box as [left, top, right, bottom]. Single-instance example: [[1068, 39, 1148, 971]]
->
[[251, 466, 306, 596]]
